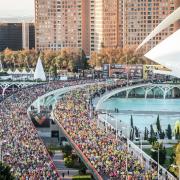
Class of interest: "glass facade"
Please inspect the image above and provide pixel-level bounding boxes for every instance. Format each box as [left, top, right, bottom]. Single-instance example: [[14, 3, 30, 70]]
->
[[0, 23, 35, 52], [0, 23, 22, 51]]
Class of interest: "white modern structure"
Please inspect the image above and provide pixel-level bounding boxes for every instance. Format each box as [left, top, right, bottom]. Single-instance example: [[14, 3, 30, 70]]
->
[[145, 29, 180, 78], [34, 57, 46, 81], [137, 7, 180, 78]]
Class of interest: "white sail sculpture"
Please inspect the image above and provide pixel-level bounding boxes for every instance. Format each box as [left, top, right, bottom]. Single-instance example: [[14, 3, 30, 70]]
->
[[145, 29, 180, 78], [34, 57, 46, 81], [136, 6, 180, 78], [137, 6, 180, 50]]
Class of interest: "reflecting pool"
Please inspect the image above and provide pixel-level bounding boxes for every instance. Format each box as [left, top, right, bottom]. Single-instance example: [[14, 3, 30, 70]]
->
[[101, 98, 180, 131]]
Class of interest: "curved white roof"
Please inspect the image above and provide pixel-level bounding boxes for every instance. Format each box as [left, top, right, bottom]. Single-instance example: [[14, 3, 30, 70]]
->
[[137, 7, 180, 50], [145, 29, 180, 78]]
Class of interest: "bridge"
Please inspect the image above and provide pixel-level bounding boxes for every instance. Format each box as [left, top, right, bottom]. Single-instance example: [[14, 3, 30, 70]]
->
[[96, 83, 180, 110], [28, 82, 176, 180], [0, 81, 42, 96]]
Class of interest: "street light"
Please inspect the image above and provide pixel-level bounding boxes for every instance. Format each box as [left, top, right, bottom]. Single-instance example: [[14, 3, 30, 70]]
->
[[115, 116, 118, 140], [139, 131, 143, 166], [151, 147, 160, 180], [0, 119, 3, 163]]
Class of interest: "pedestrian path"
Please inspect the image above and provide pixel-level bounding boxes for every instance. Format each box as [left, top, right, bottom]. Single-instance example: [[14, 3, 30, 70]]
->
[[53, 150, 79, 180]]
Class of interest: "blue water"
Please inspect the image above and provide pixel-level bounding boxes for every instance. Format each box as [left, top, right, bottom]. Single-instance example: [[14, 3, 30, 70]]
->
[[101, 98, 180, 131], [102, 98, 180, 112]]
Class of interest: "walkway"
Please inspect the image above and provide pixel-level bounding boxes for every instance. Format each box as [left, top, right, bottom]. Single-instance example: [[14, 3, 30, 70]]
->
[[53, 150, 79, 180]]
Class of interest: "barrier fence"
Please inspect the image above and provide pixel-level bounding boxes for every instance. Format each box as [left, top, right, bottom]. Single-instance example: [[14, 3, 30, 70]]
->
[[99, 114, 176, 180], [52, 112, 103, 180]]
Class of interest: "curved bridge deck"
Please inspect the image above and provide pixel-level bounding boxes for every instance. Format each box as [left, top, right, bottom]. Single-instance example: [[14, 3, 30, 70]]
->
[[51, 84, 176, 180]]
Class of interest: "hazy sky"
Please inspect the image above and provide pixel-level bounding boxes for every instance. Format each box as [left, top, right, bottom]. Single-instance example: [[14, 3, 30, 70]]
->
[[0, 0, 34, 17]]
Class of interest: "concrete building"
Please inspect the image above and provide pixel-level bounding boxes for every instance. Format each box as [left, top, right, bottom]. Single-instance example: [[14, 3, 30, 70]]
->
[[123, 0, 180, 53], [0, 22, 35, 51], [92, 0, 120, 52], [35, 0, 83, 51], [35, 0, 180, 55]]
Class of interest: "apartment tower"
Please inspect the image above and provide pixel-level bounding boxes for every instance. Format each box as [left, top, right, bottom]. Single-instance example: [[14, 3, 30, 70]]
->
[[122, 0, 179, 53], [92, 0, 120, 52], [35, 0, 83, 51], [35, 0, 180, 55]]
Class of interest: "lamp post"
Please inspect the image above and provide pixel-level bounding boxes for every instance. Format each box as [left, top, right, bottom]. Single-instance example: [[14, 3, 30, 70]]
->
[[139, 131, 143, 166], [105, 110, 108, 132], [0, 119, 3, 163], [151, 147, 160, 180], [116, 116, 118, 140], [158, 147, 159, 180], [126, 55, 129, 87]]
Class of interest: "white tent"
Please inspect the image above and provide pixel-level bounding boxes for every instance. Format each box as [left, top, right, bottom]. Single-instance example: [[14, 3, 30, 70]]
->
[[34, 57, 46, 81], [14, 69, 21, 75], [7, 69, 13, 74], [22, 69, 28, 74], [29, 68, 34, 75], [145, 29, 180, 78]]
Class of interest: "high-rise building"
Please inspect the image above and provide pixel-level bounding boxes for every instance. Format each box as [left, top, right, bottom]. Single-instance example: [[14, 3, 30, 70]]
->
[[0, 22, 35, 52], [122, 0, 180, 53], [92, 0, 120, 52], [35, 0, 180, 55], [174, 0, 180, 30], [35, 0, 83, 51]]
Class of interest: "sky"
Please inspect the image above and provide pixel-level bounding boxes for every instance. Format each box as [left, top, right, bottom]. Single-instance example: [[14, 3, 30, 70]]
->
[[0, 0, 34, 18]]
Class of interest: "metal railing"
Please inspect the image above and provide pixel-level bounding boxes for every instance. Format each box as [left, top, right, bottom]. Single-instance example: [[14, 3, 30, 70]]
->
[[98, 114, 176, 180], [52, 112, 103, 180]]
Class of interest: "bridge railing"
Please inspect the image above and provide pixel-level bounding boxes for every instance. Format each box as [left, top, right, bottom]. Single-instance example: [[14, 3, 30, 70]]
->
[[98, 114, 176, 180], [52, 112, 103, 180], [127, 140, 176, 180]]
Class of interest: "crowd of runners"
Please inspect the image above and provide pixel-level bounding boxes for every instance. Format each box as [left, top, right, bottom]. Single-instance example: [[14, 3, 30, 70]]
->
[[0, 80, 104, 179], [54, 85, 173, 180]]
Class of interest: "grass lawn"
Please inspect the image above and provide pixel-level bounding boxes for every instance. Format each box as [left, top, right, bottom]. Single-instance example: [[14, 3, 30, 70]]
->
[[72, 175, 92, 180]]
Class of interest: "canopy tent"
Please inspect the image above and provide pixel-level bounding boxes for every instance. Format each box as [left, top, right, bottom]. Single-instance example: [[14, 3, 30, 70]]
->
[[34, 57, 46, 81], [22, 69, 28, 74], [14, 69, 21, 75], [145, 29, 180, 78], [29, 68, 34, 75], [7, 69, 13, 74]]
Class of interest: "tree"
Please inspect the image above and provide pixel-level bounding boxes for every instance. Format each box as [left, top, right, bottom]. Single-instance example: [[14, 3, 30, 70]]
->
[[156, 115, 164, 139], [151, 142, 166, 165], [159, 131, 165, 139], [156, 115, 162, 133], [149, 125, 157, 144], [130, 127, 135, 141], [135, 126, 139, 138], [144, 127, 149, 140], [166, 124, 172, 140], [130, 115, 133, 128], [175, 126, 180, 140], [62, 145, 73, 157], [0, 162, 14, 179]]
